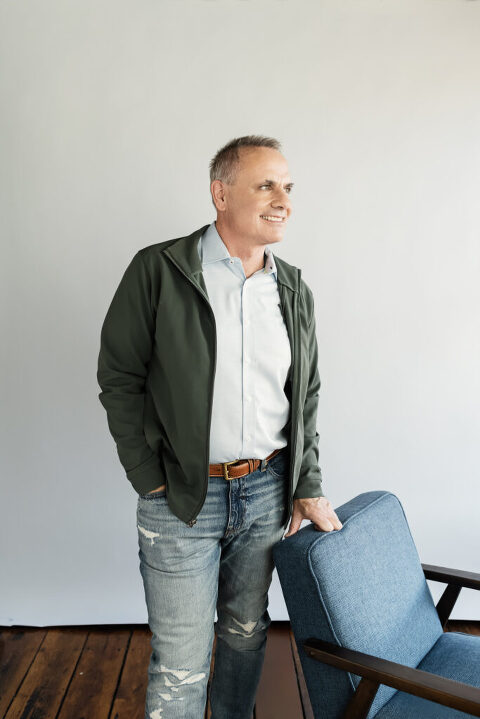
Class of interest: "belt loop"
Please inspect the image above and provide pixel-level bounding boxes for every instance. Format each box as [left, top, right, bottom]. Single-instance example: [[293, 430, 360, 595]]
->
[[260, 458, 267, 472]]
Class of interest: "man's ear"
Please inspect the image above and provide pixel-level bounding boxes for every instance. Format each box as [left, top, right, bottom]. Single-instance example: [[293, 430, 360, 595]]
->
[[211, 179, 227, 212]]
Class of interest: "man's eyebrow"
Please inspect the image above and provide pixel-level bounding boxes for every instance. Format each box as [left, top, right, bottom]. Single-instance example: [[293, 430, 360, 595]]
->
[[262, 179, 295, 187]]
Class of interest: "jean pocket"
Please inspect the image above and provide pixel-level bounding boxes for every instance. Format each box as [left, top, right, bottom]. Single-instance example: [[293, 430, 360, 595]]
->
[[266, 450, 288, 479], [138, 487, 167, 500]]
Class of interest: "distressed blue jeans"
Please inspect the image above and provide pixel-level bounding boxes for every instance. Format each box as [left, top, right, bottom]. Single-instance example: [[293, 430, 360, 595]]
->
[[136, 444, 290, 719]]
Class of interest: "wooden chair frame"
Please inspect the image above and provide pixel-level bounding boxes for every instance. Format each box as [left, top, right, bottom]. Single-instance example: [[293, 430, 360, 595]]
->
[[303, 564, 480, 719]]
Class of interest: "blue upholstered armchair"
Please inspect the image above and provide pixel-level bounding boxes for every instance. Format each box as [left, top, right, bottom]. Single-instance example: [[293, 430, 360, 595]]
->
[[273, 491, 480, 718]]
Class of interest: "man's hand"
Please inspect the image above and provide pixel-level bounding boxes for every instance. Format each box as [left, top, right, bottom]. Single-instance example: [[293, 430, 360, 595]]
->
[[147, 483, 166, 494], [284, 496, 343, 537]]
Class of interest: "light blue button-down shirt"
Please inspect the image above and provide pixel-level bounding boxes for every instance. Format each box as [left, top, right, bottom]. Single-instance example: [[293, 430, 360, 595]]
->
[[198, 221, 292, 463]]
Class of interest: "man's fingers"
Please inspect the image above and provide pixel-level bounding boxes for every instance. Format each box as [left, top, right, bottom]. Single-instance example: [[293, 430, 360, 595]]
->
[[316, 518, 334, 532], [284, 518, 301, 538], [285, 500, 343, 536], [330, 512, 343, 530], [316, 511, 343, 532]]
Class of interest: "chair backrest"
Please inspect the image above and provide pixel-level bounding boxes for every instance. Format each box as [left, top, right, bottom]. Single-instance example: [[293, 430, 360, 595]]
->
[[272, 491, 443, 719]]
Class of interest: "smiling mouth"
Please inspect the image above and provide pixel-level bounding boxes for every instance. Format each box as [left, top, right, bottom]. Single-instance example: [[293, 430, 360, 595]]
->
[[260, 215, 286, 223]]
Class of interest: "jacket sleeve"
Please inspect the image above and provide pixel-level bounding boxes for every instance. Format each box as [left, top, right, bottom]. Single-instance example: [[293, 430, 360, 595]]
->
[[97, 250, 165, 493], [293, 290, 324, 500]]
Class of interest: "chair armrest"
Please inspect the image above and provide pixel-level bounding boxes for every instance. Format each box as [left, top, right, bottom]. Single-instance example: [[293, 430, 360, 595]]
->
[[303, 638, 480, 717], [422, 564, 480, 591]]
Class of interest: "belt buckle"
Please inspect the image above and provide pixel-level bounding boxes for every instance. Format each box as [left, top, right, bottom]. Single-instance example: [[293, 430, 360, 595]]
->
[[222, 458, 240, 481]]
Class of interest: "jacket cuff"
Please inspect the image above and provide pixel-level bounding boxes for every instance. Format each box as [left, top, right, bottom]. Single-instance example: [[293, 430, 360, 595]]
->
[[293, 469, 324, 500], [126, 454, 166, 495]]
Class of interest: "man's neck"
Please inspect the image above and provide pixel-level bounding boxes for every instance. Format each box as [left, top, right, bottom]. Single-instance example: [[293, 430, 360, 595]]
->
[[214, 220, 266, 278]]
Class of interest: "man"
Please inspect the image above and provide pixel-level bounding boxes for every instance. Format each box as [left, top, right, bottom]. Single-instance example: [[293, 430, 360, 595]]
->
[[97, 135, 342, 719]]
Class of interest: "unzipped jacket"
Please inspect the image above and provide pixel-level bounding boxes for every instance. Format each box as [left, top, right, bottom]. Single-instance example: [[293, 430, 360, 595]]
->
[[97, 224, 324, 528]]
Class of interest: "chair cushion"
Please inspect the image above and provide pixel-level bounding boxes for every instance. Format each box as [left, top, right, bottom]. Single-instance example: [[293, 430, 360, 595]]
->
[[273, 491, 443, 719], [374, 631, 480, 718]]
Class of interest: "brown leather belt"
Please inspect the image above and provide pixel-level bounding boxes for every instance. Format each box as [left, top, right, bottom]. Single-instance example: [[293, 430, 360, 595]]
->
[[209, 447, 283, 481]]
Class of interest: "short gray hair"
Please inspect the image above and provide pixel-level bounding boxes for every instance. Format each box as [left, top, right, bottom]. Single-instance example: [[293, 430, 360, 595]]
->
[[209, 135, 282, 207]]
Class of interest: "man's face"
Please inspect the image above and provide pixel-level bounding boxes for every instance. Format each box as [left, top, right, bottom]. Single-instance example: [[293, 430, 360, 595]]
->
[[213, 147, 293, 245]]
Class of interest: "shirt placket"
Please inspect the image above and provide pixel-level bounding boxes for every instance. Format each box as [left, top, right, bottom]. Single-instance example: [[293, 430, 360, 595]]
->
[[241, 275, 257, 459]]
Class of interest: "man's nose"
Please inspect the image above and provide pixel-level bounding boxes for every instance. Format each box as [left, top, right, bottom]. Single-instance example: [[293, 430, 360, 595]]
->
[[271, 189, 291, 211]]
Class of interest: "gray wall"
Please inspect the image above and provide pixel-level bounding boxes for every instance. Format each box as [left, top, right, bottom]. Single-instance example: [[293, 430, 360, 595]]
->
[[1, 0, 479, 625]]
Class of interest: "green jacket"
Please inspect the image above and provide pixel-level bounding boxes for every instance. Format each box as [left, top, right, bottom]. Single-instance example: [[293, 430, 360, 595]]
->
[[97, 224, 324, 528]]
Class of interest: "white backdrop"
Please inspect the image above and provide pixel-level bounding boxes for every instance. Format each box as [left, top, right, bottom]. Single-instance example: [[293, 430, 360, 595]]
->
[[1, 0, 478, 626]]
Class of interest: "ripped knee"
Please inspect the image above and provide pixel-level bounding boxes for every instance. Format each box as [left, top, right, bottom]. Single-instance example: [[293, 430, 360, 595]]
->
[[148, 664, 207, 716], [227, 617, 257, 638]]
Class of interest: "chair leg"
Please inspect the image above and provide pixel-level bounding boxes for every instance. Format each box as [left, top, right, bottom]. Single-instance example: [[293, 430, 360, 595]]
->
[[436, 584, 462, 628], [343, 677, 380, 719]]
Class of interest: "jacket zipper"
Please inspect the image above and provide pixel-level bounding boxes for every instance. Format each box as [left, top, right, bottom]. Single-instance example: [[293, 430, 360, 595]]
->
[[279, 283, 298, 526], [288, 289, 299, 523], [164, 254, 217, 527], [288, 270, 303, 523]]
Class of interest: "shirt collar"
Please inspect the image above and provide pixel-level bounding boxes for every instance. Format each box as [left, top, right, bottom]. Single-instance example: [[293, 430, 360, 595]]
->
[[198, 221, 277, 278]]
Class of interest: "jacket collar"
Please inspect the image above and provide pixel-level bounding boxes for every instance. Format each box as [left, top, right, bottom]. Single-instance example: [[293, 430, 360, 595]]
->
[[164, 224, 300, 293], [200, 221, 278, 279]]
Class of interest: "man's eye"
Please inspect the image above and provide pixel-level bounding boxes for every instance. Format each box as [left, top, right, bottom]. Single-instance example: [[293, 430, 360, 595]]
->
[[260, 185, 292, 192]]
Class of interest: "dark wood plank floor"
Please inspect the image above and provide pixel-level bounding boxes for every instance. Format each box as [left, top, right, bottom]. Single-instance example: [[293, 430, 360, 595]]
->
[[0, 620, 478, 719]]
